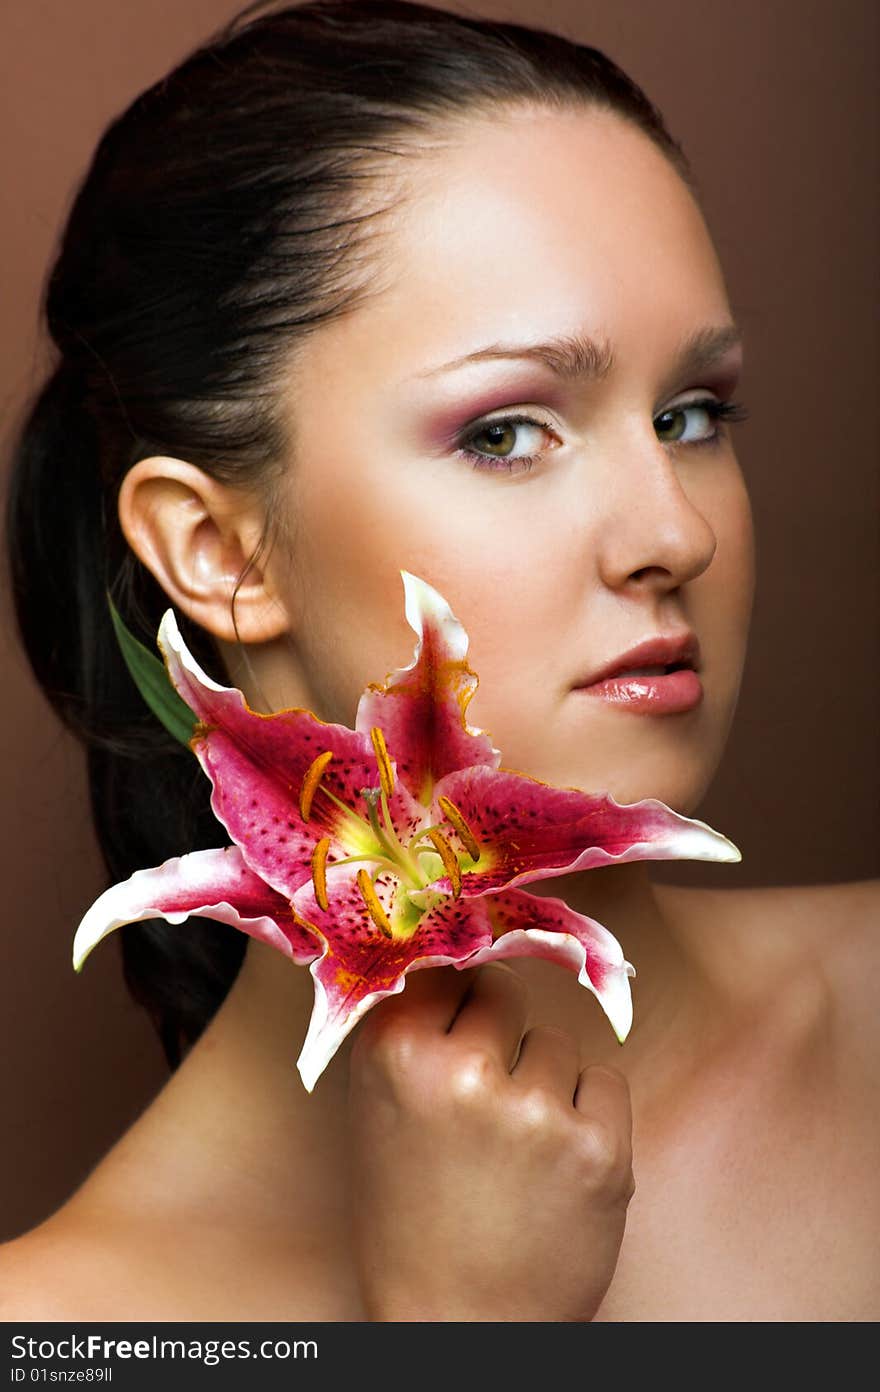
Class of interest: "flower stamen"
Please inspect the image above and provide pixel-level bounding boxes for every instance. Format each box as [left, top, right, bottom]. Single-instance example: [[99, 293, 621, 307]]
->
[[424, 828, 462, 898], [300, 750, 335, 821], [437, 794, 481, 862], [356, 868, 394, 938], [370, 725, 395, 799], [311, 836, 331, 910], [326, 851, 402, 876]]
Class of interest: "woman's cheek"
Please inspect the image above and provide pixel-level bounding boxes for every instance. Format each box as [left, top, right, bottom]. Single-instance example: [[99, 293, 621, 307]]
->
[[714, 469, 756, 637]]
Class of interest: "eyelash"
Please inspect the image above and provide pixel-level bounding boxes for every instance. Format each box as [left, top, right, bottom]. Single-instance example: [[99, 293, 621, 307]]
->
[[455, 399, 751, 474]]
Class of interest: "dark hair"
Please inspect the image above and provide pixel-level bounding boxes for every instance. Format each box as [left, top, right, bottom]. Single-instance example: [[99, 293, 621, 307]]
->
[[4, 0, 695, 1069]]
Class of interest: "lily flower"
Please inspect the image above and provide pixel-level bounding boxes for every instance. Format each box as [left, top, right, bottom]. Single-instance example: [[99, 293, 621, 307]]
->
[[74, 572, 741, 1091]]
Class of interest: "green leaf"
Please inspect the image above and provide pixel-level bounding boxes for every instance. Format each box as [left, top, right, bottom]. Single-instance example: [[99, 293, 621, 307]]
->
[[107, 590, 199, 749]]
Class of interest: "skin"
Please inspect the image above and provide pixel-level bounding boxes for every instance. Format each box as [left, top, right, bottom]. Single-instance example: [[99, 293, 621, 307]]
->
[[2, 106, 878, 1320]]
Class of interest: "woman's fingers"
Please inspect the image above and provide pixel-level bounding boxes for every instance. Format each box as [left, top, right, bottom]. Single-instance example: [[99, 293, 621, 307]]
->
[[353, 964, 633, 1180], [445, 963, 529, 1071], [573, 1064, 634, 1193], [352, 962, 529, 1077], [352, 962, 477, 1048], [510, 1024, 582, 1101], [574, 1063, 632, 1123]]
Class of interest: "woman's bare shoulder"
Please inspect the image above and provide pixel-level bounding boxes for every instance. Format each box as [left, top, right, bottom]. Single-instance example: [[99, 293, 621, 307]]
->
[[0, 1190, 207, 1321], [661, 873, 879, 956], [789, 876, 880, 1054], [0, 1207, 102, 1320], [0, 1202, 209, 1321], [660, 874, 880, 1049], [0, 1098, 194, 1319], [0, 1188, 355, 1321]]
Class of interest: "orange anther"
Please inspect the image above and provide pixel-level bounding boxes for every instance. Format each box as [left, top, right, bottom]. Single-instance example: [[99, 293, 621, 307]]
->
[[300, 750, 334, 822], [370, 726, 395, 800], [437, 794, 481, 863], [311, 836, 331, 910], [356, 868, 394, 937], [425, 827, 462, 899]]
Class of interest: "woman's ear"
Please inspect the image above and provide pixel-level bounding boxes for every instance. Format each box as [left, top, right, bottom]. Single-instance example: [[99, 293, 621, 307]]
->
[[117, 456, 291, 644]]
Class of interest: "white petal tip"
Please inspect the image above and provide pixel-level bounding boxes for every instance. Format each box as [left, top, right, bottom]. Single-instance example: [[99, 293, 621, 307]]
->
[[599, 965, 634, 1043], [295, 974, 345, 1095], [71, 935, 93, 971], [676, 817, 743, 863], [611, 1010, 633, 1044], [611, 1015, 633, 1045], [157, 607, 230, 694], [157, 606, 179, 640], [400, 571, 466, 645], [296, 1060, 318, 1094], [71, 904, 118, 974], [700, 827, 742, 862], [296, 1028, 339, 1094]]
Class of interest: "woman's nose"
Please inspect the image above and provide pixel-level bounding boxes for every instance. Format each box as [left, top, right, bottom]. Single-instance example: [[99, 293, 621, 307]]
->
[[592, 439, 717, 594]]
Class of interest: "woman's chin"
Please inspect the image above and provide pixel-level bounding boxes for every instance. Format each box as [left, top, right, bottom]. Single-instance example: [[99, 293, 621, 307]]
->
[[515, 757, 708, 817]]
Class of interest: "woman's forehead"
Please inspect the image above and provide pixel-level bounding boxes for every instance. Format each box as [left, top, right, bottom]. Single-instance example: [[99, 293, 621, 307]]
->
[[383, 105, 709, 269], [293, 112, 732, 400]]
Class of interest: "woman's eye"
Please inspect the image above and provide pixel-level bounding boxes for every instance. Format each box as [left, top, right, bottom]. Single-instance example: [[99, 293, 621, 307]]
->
[[455, 414, 557, 474], [654, 398, 749, 447], [455, 398, 749, 474]]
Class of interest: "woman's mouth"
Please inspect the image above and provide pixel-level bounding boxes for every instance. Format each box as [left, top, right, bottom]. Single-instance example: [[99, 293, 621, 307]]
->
[[574, 662, 703, 714]]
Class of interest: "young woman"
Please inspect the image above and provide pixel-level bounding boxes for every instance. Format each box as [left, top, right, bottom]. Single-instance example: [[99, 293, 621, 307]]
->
[[3, 0, 877, 1321]]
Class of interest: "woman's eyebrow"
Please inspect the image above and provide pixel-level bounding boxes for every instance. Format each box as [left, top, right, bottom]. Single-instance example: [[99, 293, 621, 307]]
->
[[412, 323, 743, 383]]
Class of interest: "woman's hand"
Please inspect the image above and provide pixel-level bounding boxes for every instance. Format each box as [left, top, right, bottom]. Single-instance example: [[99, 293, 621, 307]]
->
[[346, 962, 635, 1322]]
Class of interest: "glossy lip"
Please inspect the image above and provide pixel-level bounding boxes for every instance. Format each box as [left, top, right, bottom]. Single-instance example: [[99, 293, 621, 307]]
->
[[576, 668, 703, 715], [573, 632, 701, 689]]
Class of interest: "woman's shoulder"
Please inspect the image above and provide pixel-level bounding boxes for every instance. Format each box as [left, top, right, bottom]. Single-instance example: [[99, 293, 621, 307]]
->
[[0, 1197, 361, 1322], [0, 1206, 106, 1320], [660, 874, 880, 1055], [0, 1142, 215, 1320], [0, 1189, 201, 1320], [0, 1168, 358, 1321], [0, 1199, 230, 1321], [661, 872, 879, 962]]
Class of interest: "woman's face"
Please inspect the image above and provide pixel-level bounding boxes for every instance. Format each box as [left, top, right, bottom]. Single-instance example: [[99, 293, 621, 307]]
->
[[259, 105, 754, 817]]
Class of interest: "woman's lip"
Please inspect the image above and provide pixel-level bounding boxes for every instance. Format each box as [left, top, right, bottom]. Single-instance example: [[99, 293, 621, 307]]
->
[[573, 668, 703, 714], [575, 633, 700, 688]]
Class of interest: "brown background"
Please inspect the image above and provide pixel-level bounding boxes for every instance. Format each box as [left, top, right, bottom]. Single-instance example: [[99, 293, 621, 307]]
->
[[1, 0, 877, 1244]]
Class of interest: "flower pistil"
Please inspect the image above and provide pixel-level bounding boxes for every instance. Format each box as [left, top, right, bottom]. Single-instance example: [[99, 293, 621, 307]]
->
[[298, 730, 483, 939]]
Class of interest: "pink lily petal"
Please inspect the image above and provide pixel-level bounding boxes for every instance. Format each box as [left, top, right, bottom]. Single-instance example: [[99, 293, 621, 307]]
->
[[72, 845, 321, 972], [156, 609, 426, 900], [424, 764, 740, 896], [290, 863, 634, 1091], [461, 886, 635, 1043], [291, 864, 490, 1091], [354, 571, 502, 807]]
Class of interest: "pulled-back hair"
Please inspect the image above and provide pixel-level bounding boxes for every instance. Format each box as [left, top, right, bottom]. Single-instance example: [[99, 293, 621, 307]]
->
[[4, 0, 694, 1069]]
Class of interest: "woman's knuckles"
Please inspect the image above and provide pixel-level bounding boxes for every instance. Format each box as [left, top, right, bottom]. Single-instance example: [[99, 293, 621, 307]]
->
[[508, 1084, 566, 1137], [443, 1047, 504, 1105], [575, 1117, 632, 1184], [349, 1020, 428, 1095]]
